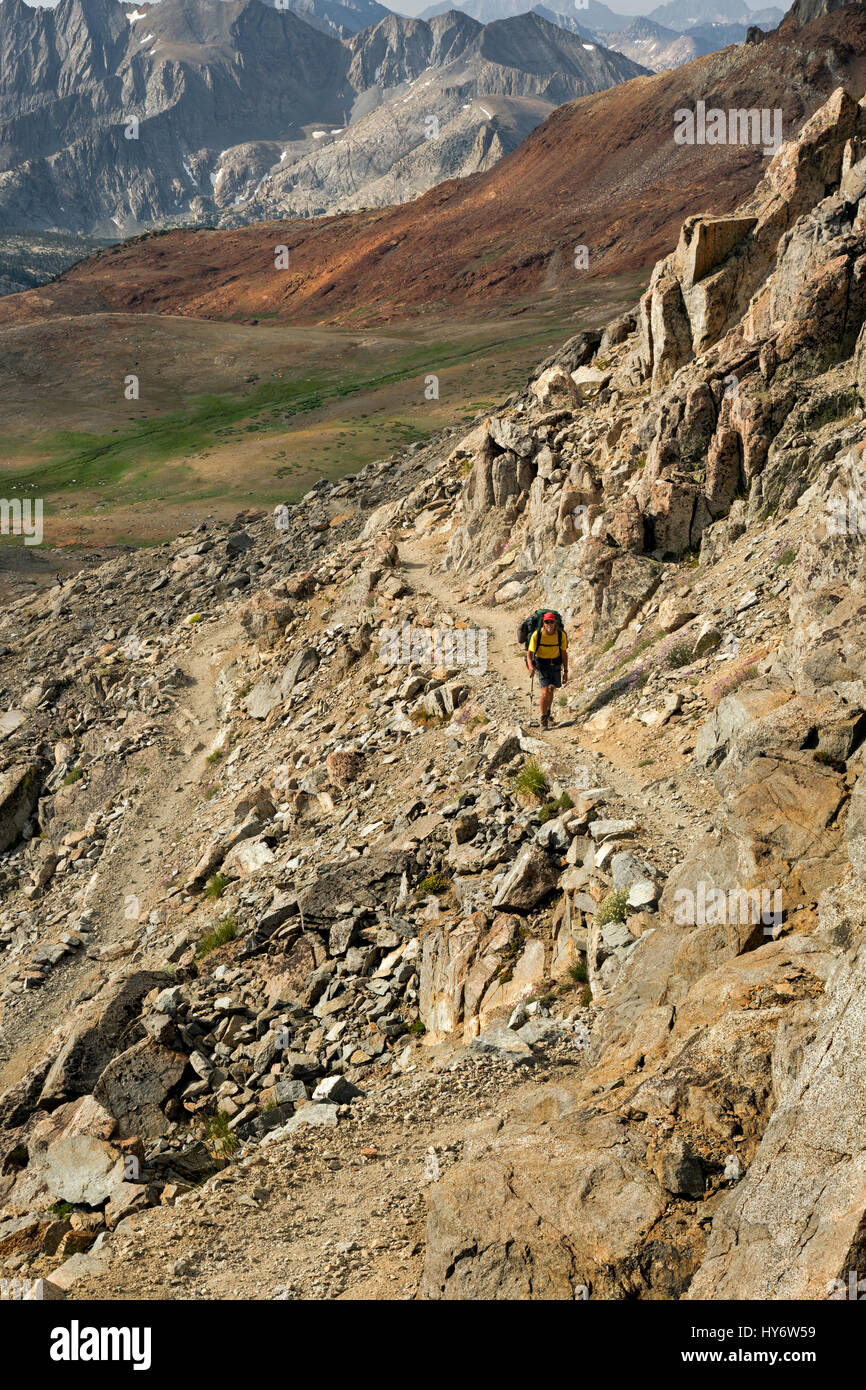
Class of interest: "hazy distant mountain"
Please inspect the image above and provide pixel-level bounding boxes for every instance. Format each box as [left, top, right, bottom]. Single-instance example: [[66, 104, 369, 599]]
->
[[600, 13, 760, 66], [648, 0, 783, 26], [261, 0, 392, 37], [420, 0, 637, 23], [0, 0, 646, 236], [417, 0, 782, 64]]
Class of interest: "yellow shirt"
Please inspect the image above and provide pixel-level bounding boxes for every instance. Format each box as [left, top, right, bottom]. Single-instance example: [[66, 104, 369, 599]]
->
[[528, 627, 567, 661]]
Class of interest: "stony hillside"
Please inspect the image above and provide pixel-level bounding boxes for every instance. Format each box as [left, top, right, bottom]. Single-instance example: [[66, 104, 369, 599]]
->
[[3, 84, 866, 1302]]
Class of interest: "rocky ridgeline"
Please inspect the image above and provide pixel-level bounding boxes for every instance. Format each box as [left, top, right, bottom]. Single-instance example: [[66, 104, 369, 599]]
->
[[3, 86, 866, 1300]]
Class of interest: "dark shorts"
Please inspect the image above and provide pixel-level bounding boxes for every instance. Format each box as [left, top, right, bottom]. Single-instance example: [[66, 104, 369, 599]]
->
[[534, 658, 562, 689]]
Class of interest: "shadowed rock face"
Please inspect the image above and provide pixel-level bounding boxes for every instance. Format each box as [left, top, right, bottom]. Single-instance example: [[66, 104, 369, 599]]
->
[[785, 0, 859, 22], [686, 931, 866, 1300], [38, 971, 170, 1106]]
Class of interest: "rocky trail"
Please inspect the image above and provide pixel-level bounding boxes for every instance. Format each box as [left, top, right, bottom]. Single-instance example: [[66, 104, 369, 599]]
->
[[402, 537, 719, 877], [71, 1037, 590, 1302], [57, 541, 711, 1303]]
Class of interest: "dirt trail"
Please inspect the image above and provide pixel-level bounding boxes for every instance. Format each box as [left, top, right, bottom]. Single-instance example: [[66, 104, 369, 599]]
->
[[0, 622, 240, 1091], [87, 635, 232, 936], [400, 536, 716, 859], [73, 1043, 587, 1303]]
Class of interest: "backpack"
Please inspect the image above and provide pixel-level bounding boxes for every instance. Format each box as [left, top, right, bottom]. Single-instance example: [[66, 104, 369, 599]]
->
[[517, 609, 564, 656]]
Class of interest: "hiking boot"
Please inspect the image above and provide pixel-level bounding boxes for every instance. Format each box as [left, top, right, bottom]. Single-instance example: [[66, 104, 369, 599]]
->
[[540, 713, 550, 730]]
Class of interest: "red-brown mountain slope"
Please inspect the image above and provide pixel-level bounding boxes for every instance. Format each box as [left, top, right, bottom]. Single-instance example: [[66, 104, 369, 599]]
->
[[4, 6, 866, 327]]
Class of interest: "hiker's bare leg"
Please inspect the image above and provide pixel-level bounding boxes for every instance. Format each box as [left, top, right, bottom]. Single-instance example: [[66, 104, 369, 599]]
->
[[540, 686, 554, 719]]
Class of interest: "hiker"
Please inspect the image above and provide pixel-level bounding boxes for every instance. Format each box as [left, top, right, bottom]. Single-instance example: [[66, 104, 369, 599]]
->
[[525, 610, 568, 729]]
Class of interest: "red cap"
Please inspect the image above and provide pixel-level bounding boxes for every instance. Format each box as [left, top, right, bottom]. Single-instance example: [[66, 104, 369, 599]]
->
[[543, 612, 556, 621]]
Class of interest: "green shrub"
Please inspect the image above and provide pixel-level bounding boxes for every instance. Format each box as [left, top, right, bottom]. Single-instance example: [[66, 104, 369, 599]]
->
[[415, 873, 449, 898], [580, 985, 593, 1007], [597, 887, 630, 926], [569, 961, 589, 984], [411, 708, 447, 728], [638, 758, 654, 768], [814, 750, 846, 773], [666, 641, 693, 669], [538, 791, 573, 824], [62, 767, 84, 786], [406, 1019, 426, 1036]]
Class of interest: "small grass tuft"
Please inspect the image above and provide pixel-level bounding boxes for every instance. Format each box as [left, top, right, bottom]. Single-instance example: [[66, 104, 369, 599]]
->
[[206, 1110, 239, 1155], [205, 872, 230, 900], [196, 914, 237, 958], [514, 757, 548, 804]]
